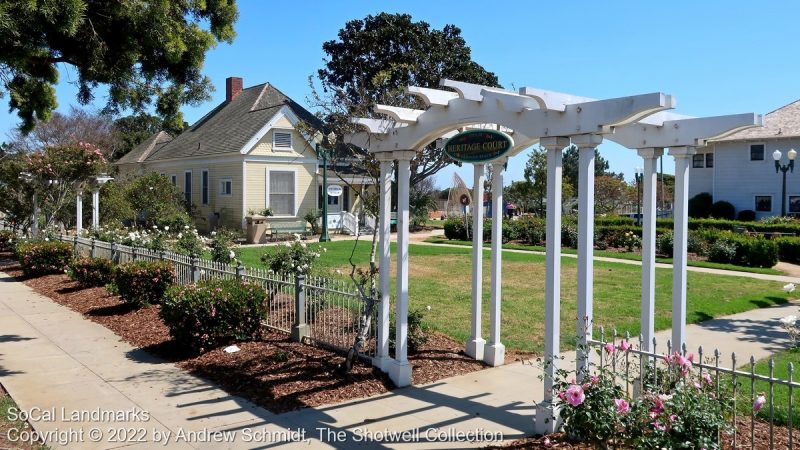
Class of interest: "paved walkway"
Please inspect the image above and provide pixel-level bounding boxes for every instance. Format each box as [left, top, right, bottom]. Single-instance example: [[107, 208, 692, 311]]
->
[[0, 271, 797, 449]]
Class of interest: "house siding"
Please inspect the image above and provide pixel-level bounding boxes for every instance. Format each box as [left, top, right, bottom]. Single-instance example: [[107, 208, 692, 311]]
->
[[245, 161, 318, 223], [249, 127, 317, 159]]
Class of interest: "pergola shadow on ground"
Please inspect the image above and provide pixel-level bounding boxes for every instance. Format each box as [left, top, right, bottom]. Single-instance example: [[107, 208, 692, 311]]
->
[[346, 79, 763, 433]]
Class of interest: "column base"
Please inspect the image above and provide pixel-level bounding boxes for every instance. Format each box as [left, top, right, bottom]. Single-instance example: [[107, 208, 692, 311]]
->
[[388, 360, 413, 387], [534, 401, 561, 435], [465, 338, 486, 360], [483, 342, 505, 367], [290, 324, 310, 343], [372, 356, 393, 372]]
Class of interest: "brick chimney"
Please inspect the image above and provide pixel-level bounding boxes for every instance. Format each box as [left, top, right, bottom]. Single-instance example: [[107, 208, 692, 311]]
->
[[226, 77, 243, 102]]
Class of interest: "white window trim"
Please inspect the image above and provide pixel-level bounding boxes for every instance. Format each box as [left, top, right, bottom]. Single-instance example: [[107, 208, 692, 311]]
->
[[789, 194, 800, 214], [170, 174, 177, 186], [184, 170, 193, 204], [201, 169, 209, 205], [692, 153, 705, 168], [749, 143, 766, 162], [754, 194, 773, 213], [219, 177, 233, 197], [272, 129, 293, 152], [266, 168, 298, 217]]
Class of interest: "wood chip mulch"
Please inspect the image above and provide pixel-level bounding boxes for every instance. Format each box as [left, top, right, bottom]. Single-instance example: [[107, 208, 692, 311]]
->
[[0, 255, 498, 414]]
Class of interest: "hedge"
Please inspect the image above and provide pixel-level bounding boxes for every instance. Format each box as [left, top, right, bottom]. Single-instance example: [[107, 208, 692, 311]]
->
[[68, 257, 114, 287], [112, 260, 175, 306], [16, 241, 73, 276], [656, 218, 800, 235], [775, 237, 800, 264], [0, 230, 15, 252]]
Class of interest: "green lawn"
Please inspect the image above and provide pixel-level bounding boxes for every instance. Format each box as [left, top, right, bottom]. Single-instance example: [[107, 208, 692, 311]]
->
[[1, 386, 49, 449], [236, 241, 790, 353], [424, 238, 785, 276], [743, 347, 800, 428]]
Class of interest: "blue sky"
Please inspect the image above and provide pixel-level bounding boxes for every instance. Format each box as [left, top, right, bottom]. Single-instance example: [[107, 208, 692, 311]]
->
[[3, 1, 800, 188]]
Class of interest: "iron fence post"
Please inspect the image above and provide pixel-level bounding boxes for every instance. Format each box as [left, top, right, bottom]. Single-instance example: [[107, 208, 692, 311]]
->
[[236, 262, 245, 280], [90, 237, 96, 258], [292, 274, 310, 342], [191, 256, 200, 283]]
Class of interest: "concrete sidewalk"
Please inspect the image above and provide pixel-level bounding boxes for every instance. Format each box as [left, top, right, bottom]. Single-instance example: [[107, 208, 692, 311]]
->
[[0, 271, 797, 449]]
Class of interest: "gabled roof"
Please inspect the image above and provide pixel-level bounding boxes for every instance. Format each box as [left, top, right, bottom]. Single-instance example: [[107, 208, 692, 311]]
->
[[136, 83, 323, 162], [714, 99, 800, 142], [116, 131, 173, 164]]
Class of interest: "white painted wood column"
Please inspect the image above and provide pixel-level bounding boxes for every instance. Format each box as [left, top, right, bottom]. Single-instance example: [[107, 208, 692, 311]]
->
[[669, 146, 695, 350], [535, 136, 570, 435], [637, 148, 664, 351], [484, 161, 506, 367], [31, 192, 39, 238], [389, 150, 415, 387], [374, 155, 394, 371], [91, 187, 100, 230], [76, 190, 83, 234], [466, 163, 486, 360], [572, 134, 602, 376]]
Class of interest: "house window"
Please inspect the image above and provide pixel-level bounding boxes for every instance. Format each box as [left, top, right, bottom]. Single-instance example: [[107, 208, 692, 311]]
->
[[219, 178, 233, 196], [273, 131, 292, 151], [184, 171, 192, 205], [789, 196, 800, 214], [269, 171, 295, 216], [692, 154, 705, 168], [755, 195, 772, 212], [705, 152, 713, 168], [201, 170, 209, 205], [170, 174, 177, 186], [750, 144, 765, 161]]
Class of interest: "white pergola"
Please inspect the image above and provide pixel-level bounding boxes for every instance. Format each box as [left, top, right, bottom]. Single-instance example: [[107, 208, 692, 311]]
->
[[346, 79, 761, 433]]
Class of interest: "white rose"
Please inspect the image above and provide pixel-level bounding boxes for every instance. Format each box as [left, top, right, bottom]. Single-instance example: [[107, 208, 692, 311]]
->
[[784, 283, 796, 293], [780, 315, 798, 326], [177, 233, 183, 239], [184, 225, 190, 230], [229, 250, 236, 259], [211, 231, 217, 236], [164, 226, 169, 231]]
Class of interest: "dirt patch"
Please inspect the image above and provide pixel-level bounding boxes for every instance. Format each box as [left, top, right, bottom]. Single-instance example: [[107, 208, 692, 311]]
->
[[0, 256, 489, 413]]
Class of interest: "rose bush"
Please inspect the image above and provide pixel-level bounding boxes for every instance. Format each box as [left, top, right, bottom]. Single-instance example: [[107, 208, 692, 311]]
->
[[111, 260, 175, 306], [67, 257, 114, 287], [16, 240, 73, 276]]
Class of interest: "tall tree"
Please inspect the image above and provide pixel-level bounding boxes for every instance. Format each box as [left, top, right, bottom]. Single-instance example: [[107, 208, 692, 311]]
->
[[561, 145, 615, 193], [0, 0, 238, 132], [112, 113, 184, 161], [595, 175, 635, 215], [523, 147, 549, 215]]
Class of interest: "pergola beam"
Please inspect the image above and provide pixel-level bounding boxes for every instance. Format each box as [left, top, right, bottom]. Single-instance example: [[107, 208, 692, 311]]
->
[[610, 113, 763, 148]]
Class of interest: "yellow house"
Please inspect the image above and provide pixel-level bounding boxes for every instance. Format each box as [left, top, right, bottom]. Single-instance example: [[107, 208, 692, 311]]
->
[[116, 77, 374, 233]]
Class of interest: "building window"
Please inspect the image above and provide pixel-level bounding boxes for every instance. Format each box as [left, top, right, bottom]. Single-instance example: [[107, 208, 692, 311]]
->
[[184, 171, 192, 205], [705, 152, 713, 168], [201, 170, 209, 205], [269, 171, 295, 216], [219, 178, 232, 196], [790, 196, 800, 214], [170, 174, 177, 186], [750, 144, 765, 161], [692, 154, 705, 168], [755, 195, 772, 212], [273, 131, 292, 151]]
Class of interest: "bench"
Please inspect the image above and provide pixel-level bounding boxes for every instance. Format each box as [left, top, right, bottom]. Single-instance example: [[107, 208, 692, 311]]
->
[[269, 221, 309, 240]]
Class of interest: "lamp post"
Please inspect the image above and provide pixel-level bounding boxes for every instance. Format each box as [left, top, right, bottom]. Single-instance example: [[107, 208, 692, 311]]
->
[[317, 133, 335, 243], [773, 148, 797, 216], [635, 167, 644, 226]]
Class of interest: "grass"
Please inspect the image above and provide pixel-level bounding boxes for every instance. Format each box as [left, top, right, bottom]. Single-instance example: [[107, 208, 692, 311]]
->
[[236, 240, 790, 353], [1, 386, 49, 450], [741, 347, 800, 428], [423, 238, 785, 276], [425, 219, 446, 229]]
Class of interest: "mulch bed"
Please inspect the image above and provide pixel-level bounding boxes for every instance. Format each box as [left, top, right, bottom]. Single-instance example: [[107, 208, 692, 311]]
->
[[0, 255, 496, 414]]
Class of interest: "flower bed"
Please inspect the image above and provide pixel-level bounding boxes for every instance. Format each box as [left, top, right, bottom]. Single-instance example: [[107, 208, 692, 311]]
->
[[16, 240, 73, 276]]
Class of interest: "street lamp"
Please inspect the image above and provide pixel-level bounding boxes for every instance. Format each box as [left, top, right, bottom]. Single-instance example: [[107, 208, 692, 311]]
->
[[317, 132, 336, 243], [634, 167, 644, 226], [773, 148, 797, 216]]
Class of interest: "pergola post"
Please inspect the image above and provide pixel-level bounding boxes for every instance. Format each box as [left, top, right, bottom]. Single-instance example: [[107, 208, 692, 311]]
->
[[389, 150, 415, 387], [637, 148, 664, 351], [76, 190, 83, 234], [669, 146, 696, 350], [572, 134, 602, 376], [484, 161, 506, 366], [31, 192, 39, 238], [466, 163, 486, 360], [91, 187, 100, 230], [374, 155, 394, 371], [536, 136, 570, 434]]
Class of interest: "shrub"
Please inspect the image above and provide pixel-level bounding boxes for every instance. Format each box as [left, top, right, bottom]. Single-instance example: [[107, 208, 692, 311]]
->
[[112, 260, 175, 306], [390, 307, 429, 354], [174, 228, 206, 256], [210, 229, 237, 263], [708, 238, 738, 264], [656, 231, 673, 256], [0, 230, 15, 252], [775, 237, 800, 264], [688, 192, 713, 218], [710, 200, 736, 220], [733, 236, 779, 268], [67, 257, 114, 287], [443, 217, 468, 240], [561, 223, 579, 249], [304, 209, 321, 235], [260, 235, 322, 275], [512, 216, 546, 245], [737, 210, 756, 222], [160, 278, 267, 352], [16, 241, 73, 276], [687, 231, 708, 256]]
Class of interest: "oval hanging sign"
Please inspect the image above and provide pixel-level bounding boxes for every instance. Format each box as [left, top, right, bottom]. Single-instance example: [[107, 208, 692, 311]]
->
[[444, 129, 513, 163], [327, 185, 343, 197]]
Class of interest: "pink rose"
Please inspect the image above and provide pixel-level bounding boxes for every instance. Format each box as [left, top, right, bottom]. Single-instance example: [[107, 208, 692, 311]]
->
[[564, 384, 585, 407], [590, 374, 600, 384], [603, 343, 616, 354], [653, 421, 667, 431], [618, 340, 632, 352], [753, 393, 766, 412], [702, 372, 713, 385], [614, 398, 630, 414]]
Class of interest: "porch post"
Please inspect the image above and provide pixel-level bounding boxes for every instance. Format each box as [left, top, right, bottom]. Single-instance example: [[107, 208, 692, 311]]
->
[[669, 146, 695, 350], [466, 163, 486, 360], [572, 134, 602, 376], [390, 150, 415, 387], [638, 148, 664, 351], [484, 160, 506, 367], [535, 136, 570, 434], [91, 187, 100, 230], [374, 155, 394, 371], [76, 190, 83, 234]]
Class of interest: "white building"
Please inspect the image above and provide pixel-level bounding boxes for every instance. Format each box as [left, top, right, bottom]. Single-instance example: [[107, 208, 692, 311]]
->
[[690, 100, 800, 218]]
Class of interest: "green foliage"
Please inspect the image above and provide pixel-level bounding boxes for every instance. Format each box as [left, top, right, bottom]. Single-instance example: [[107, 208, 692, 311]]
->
[[687, 231, 708, 256], [409, 183, 437, 231], [443, 217, 469, 240], [561, 222, 579, 249], [112, 260, 175, 306], [688, 192, 714, 218], [174, 228, 206, 257], [708, 237, 738, 264], [0, 153, 31, 229], [160, 278, 267, 352], [209, 229, 237, 263], [0, 230, 16, 252], [561, 145, 614, 194], [775, 236, 800, 263], [506, 216, 546, 245], [0, 0, 239, 132], [710, 200, 736, 220], [656, 231, 674, 256], [390, 307, 429, 354], [260, 236, 322, 275], [732, 236, 779, 268], [736, 209, 756, 222], [112, 114, 183, 160], [303, 209, 321, 235], [658, 217, 800, 235], [67, 257, 114, 287], [104, 173, 191, 228], [247, 207, 273, 217], [16, 240, 73, 276]]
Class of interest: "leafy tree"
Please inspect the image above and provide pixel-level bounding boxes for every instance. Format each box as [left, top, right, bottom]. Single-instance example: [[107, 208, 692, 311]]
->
[[112, 113, 184, 161], [0, 0, 239, 132], [409, 177, 438, 231], [0, 152, 32, 229], [523, 147, 549, 215], [595, 175, 634, 215], [561, 145, 617, 193], [504, 180, 535, 214], [102, 173, 191, 228]]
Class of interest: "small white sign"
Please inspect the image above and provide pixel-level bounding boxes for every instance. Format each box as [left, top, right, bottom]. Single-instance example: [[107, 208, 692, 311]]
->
[[327, 184, 343, 197]]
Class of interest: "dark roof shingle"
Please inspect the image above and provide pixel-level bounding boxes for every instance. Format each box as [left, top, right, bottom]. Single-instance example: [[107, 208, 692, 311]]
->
[[116, 131, 173, 164]]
